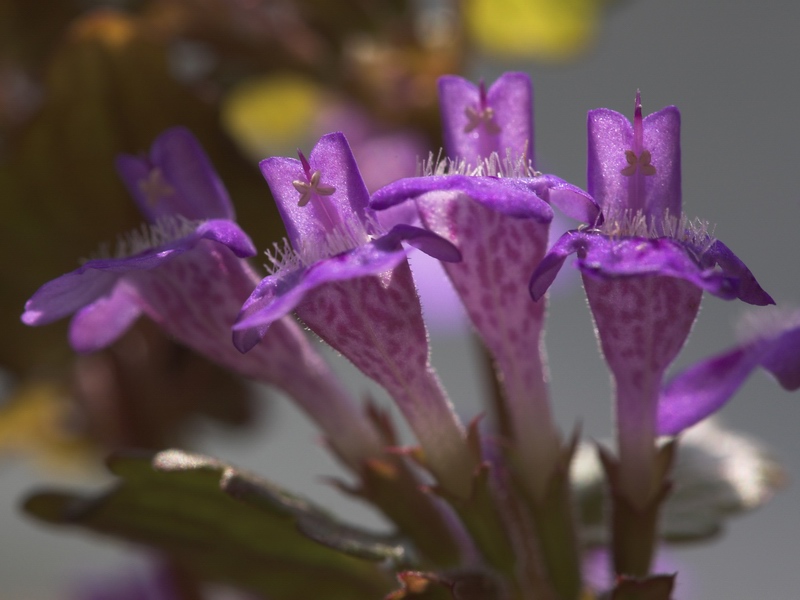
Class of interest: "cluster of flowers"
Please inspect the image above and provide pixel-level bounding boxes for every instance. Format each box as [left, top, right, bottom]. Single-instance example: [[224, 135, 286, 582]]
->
[[22, 72, 799, 598]]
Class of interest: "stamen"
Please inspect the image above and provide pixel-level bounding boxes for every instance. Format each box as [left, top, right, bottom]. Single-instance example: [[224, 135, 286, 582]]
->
[[264, 213, 383, 275], [463, 81, 501, 134], [599, 207, 716, 255], [420, 146, 539, 179], [137, 168, 175, 206], [620, 149, 657, 177], [292, 169, 336, 207]]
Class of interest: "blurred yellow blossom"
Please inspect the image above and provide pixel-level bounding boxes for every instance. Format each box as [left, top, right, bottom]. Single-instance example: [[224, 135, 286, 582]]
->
[[463, 0, 602, 60]]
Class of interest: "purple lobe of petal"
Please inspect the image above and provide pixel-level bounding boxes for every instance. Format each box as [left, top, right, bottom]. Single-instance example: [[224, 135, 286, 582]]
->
[[702, 240, 774, 306], [371, 176, 553, 221], [22, 268, 121, 326], [658, 317, 800, 434], [760, 326, 800, 390], [116, 127, 234, 222], [195, 219, 257, 258], [69, 281, 143, 353], [383, 224, 462, 262], [529, 231, 766, 302], [260, 132, 370, 251], [657, 346, 760, 435], [529, 175, 599, 223]]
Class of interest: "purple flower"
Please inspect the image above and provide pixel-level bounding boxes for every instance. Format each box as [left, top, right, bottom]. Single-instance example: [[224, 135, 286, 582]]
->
[[528, 94, 774, 513], [658, 309, 800, 435], [439, 72, 535, 167], [371, 73, 597, 498], [233, 132, 477, 497], [22, 127, 384, 470], [529, 92, 773, 307], [521, 93, 777, 580]]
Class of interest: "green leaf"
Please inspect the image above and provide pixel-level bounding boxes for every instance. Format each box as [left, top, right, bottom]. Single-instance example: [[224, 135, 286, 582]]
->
[[572, 421, 785, 544], [24, 449, 399, 599]]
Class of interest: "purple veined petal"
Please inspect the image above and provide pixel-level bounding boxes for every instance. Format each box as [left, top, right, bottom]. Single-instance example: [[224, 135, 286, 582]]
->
[[371, 175, 554, 221], [234, 240, 408, 347], [382, 224, 462, 262], [702, 239, 775, 306], [69, 281, 143, 353], [116, 127, 234, 222], [260, 132, 371, 251], [439, 73, 533, 166]]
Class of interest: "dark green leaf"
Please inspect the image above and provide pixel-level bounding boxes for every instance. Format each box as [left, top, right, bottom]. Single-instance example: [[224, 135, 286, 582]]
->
[[24, 448, 398, 599]]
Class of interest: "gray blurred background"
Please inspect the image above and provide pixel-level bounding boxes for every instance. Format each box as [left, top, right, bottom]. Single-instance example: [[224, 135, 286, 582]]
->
[[2, 0, 799, 598]]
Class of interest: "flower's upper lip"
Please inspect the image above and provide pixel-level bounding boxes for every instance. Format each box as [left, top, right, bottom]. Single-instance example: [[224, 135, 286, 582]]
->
[[587, 99, 681, 222], [116, 126, 236, 223], [438, 72, 535, 167]]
